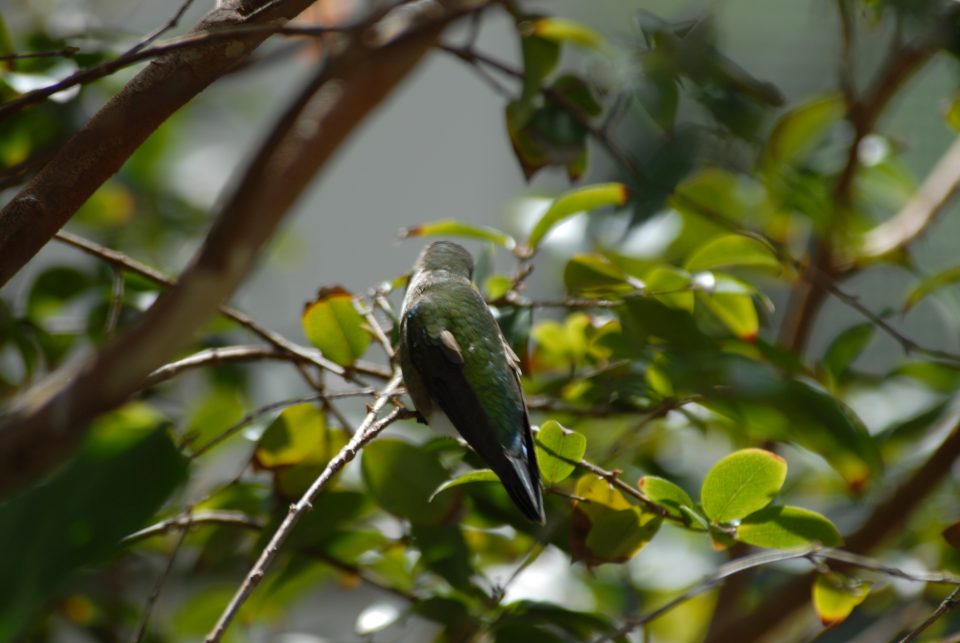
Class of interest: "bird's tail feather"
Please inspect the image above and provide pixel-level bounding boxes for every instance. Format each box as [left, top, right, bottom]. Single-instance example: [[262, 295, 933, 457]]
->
[[503, 455, 545, 524]]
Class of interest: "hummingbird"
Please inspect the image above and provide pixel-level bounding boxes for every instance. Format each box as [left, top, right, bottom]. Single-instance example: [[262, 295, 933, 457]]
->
[[399, 241, 545, 523]]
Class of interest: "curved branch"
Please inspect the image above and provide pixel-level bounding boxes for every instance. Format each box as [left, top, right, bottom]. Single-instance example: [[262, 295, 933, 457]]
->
[[0, 1, 481, 498], [0, 0, 332, 286]]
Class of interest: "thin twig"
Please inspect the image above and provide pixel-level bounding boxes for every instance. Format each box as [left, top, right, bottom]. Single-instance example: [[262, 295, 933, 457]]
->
[[895, 583, 960, 642], [356, 298, 395, 361], [188, 388, 376, 458], [144, 345, 319, 387], [104, 266, 125, 337], [54, 231, 391, 382], [131, 522, 190, 643], [122, 510, 264, 545], [203, 373, 404, 642], [0, 47, 79, 62]]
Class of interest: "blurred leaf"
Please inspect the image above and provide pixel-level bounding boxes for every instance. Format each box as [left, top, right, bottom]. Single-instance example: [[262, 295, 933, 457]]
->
[[26, 265, 92, 319], [822, 323, 874, 381], [621, 295, 713, 350], [411, 523, 476, 592], [638, 475, 696, 521], [301, 286, 371, 367], [645, 265, 694, 311], [684, 235, 780, 273], [946, 93, 960, 133], [535, 420, 587, 484], [944, 521, 960, 549], [485, 274, 514, 300], [694, 275, 760, 341], [700, 448, 786, 523], [361, 438, 456, 526], [183, 388, 246, 453], [400, 219, 516, 250], [736, 505, 841, 548], [527, 183, 629, 251], [499, 601, 622, 641], [517, 34, 560, 121], [75, 181, 135, 228], [412, 597, 481, 641], [0, 404, 186, 639], [812, 573, 871, 627], [903, 265, 960, 312], [551, 74, 602, 116], [763, 94, 844, 168], [430, 469, 499, 501], [564, 254, 631, 296], [0, 15, 13, 72], [527, 17, 605, 49], [570, 475, 661, 565], [254, 403, 327, 469]]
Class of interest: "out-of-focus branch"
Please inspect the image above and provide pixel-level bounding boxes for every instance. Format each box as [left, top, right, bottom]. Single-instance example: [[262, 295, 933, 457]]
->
[[0, 1, 483, 498], [0, 0, 332, 285], [122, 509, 264, 545], [858, 136, 960, 262], [897, 585, 960, 643], [54, 231, 391, 381]]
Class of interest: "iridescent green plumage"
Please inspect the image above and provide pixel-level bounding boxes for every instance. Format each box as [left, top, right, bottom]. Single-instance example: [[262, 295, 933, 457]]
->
[[399, 242, 544, 523]]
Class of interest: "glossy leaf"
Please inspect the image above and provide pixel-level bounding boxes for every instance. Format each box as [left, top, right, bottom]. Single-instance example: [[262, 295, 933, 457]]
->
[[694, 276, 760, 341], [527, 183, 629, 251], [399, 219, 516, 250], [638, 475, 696, 521], [254, 403, 327, 469], [527, 17, 605, 49], [903, 265, 960, 312], [301, 286, 371, 367], [812, 573, 871, 627], [361, 438, 456, 526], [535, 420, 587, 484], [429, 469, 499, 501], [700, 448, 786, 523], [736, 505, 841, 548], [763, 93, 844, 168], [684, 234, 780, 273]]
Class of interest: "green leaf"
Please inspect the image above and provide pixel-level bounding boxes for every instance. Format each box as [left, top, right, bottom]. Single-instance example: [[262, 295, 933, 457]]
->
[[903, 265, 960, 312], [684, 234, 780, 273], [645, 266, 694, 311], [763, 94, 844, 168], [361, 438, 456, 526], [822, 323, 874, 381], [429, 469, 499, 501], [484, 274, 514, 301], [253, 403, 327, 469], [535, 420, 587, 484], [517, 34, 560, 121], [0, 404, 187, 639], [582, 508, 662, 564], [694, 275, 760, 341], [183, 388, 246, 454], [621, 296, 713, 350], [526, 17, 605, 49], [736, 505, 841, 548], [638, 475, 696, 521], [301, 286, 371, 367], [563, 254, 631, 296], [527, 183, 629, 251], [27, 265, 93, 319], [411, 523, 476, 592], [399, 219, 516, 250], [551, 74, 602, 117], [700, 448, 786, 523], [812, 573, 871, 627]]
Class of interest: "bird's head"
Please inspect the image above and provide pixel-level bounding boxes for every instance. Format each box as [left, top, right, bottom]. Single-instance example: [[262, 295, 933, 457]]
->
[[412, 241, 474, 280]]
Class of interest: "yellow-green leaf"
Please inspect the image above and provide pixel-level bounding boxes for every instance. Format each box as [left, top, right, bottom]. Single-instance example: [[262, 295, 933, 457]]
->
[[903, 265, 960, 312], [429, 469, 499, 502], [684, 234, 780, 273], [812, 573, 871, 628], [701, 448, 786, 523], [535, 420, 587, 484], [301, 286, 371, 367], [526, 17, 605, 49], [399, 219, 516, 250], [736, 505, 841, 548], [638, 475, 695, 521], [764, 94, 844, 168], [254, 404, 327, 470], [527, 183, 629, 251]]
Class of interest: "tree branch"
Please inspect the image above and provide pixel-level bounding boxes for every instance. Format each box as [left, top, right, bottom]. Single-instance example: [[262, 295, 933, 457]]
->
[[122, 509, 264, 545], [0, 1, 480, 497], [204, 373, 403, 641]]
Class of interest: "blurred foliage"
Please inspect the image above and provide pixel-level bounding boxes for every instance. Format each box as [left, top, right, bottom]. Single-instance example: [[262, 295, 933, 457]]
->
[[4, 0, 960, 642]]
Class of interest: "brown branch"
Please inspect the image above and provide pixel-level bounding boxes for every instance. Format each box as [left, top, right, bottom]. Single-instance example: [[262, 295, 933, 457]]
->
[[143, 345, 316, 388], [0, 0, 327, 285], [898, 586, 960, 643], [131, 523, 190, 643], [0, 1, 479, 497], [0, 47, 79, 62], [54, 231, 392, 381], [204, 374, 403, 641]]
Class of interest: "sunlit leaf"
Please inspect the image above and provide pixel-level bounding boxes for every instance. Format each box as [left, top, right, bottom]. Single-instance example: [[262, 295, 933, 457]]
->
[[527, 183, 629, 251], [253, 403, 327, 469], [526, 17, 605, 49], [301, 286, 371, 367], [763, 93, 844, 168], [700, 448, 786, 523], [399, 219, 516, 250], [736, 505, 841, 548], [695, 280, 760, 341], [903, 265, 960, 312], [484, 274, 513, 301], [812, 573, 871, 627], [429, 469, 499, 501], [684, 234, 780, 273], [638, 475, 696, 521], [645, 266, 694, 311], [570, 475, 661, 565], [535, 420, 587, 484], [563, 254, 631, 295]]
